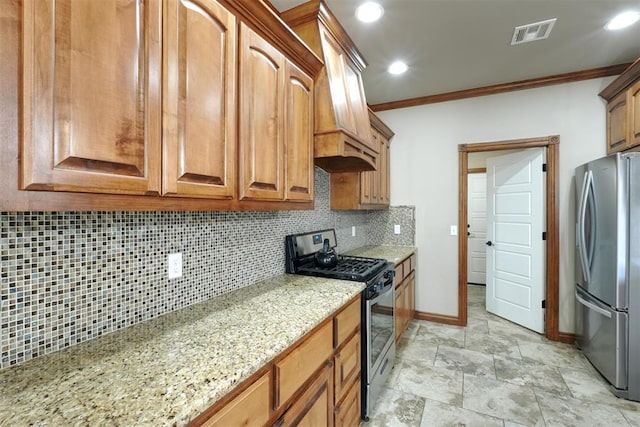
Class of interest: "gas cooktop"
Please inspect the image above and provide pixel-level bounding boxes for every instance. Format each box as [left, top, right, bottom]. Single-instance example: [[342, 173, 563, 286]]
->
[[285, 229, 389, 282]]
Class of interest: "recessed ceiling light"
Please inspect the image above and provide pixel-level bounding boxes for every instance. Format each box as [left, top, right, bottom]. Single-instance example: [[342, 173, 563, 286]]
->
[[388, 61, 408, 75], [355, 2, 384, 23], [605, 11, 640, 30]]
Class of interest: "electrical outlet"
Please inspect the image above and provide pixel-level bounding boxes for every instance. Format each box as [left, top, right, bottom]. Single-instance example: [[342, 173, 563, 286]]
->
[[167, 253, 182, 279], [394, 224, 401, 235], [450, 225, 458, 236], [351, 226, 356, 237]]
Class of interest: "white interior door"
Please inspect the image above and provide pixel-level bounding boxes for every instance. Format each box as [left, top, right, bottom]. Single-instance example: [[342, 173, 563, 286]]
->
[[486, 148, 545, 333], [467, 173, 487, 284]]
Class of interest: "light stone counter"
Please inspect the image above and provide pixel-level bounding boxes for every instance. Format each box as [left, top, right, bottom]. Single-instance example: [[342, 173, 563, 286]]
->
[[0, 275, 364, 426], [345, 245, 416, 266]]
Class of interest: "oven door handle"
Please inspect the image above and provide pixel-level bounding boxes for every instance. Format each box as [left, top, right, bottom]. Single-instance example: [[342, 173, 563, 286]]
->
[[367, 283, 394, 305]]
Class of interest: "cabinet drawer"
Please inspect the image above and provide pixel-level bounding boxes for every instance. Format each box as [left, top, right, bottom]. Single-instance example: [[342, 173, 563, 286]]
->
[[334, 331, 360, 403], [334, 297, 360, 348], [402, 257, 411, 277], [201, 372, 271, 426], [409, 253, 416, 273], [394, 264, 404, 285], [335, 376, 361, 427], [276, 321, 333, 408]]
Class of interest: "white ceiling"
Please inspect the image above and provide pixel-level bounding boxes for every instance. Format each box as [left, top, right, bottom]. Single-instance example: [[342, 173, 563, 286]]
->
[[269, 0, 640, 106]]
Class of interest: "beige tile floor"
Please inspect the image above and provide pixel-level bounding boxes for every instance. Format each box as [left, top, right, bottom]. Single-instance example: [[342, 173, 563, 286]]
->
[[363, 284, 640, 426]]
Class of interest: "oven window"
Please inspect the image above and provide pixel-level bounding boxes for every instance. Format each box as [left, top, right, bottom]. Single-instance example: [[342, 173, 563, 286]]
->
[[370, 289, 394, 364]]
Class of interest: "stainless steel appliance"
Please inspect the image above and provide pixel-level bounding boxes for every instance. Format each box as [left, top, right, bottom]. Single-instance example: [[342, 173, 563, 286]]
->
[[285, 229, 395, 420], [575, 152, 640, 401]]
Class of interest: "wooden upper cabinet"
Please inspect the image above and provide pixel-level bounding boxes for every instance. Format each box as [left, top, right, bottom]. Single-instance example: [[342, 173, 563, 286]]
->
[[238, 23, 285, 201], [631, 80, 640, 148], [162, 0, 236, 199], [606, 91, 629, 153], [599, 58, 640, 154], [285, 61, 315, 202], [21, 0, 162, 195]]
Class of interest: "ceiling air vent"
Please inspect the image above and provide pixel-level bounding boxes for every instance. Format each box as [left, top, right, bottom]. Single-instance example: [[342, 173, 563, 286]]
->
[[511, 18, 557, 45]]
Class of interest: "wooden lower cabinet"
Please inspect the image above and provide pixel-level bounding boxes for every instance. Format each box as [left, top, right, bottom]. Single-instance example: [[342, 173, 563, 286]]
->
[[190, 296, 361, 427], [334, 332, 360, 402], [278, 362, 334, 427], [395, 253, 416, 342], [334, 378, 361, 427]]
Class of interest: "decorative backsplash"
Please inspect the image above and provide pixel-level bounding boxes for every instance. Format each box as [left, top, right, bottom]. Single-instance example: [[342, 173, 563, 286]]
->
[[0, 168, 414, 369]]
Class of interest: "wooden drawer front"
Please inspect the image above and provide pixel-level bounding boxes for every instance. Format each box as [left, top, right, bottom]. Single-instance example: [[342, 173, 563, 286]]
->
[[394, 264, 404, 285], [334, 378, 361, 427], [201, 372, 271, 426], [334, 331, 360, 403], [279, 362, 334, 427], [276, 321, 333, 408], [409, 254, 416, 273], [402, 257, 411, 277], [334, 297, 360, 348]]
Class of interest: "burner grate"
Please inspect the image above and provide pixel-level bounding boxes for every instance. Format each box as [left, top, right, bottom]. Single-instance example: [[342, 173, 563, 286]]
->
[[295, 255, 388, 281]]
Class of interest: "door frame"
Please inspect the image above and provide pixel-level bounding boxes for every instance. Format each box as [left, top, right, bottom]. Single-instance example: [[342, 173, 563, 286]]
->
[[458, 136, 560, 341]]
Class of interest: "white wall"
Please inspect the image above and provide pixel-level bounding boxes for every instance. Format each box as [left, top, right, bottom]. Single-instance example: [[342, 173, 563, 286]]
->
[[379, 77, 613, 333]]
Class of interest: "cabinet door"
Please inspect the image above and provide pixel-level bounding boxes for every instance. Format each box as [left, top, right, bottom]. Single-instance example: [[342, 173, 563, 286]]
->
[[334, 378, 361, 427], [360, 171, 372, 205], [279, 362, 334, 427], [239, 23, 285, 201], [284, 61, 314, 201], [380, 136, 391, 205], [607, 91, 629, 154], [394, 284, 404, 343], [162, 0, 236, 199], [21, 0, 161, 194], [334, 332, 360, 403], [408, 271, 416, 322], [370, 129, 381, 204], [403, 276, 413, 331], [630, 81, 640, 148]]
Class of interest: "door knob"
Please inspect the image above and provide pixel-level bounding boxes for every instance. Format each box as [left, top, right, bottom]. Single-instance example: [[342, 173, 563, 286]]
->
[[486, 241, 493, 246]]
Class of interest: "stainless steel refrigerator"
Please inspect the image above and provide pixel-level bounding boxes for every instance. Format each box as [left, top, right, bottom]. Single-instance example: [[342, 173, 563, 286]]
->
[[575, 152, 640, 401]]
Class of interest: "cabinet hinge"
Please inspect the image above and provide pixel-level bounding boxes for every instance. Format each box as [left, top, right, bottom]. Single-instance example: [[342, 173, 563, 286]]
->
[[542, 163, 547, 172], [542, 232, 547, 241], [542, 300, 546, 309]]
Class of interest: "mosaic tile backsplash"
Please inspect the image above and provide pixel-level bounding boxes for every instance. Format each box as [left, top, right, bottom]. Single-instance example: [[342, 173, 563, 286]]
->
[[0, 168, 414, 369]]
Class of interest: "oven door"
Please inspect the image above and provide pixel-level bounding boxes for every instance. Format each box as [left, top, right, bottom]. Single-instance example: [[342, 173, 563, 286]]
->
[[366, 283, 395, 383]]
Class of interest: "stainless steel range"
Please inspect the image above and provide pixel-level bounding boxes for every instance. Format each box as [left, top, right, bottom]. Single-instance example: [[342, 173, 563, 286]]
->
[[285, 229, 395, 421]]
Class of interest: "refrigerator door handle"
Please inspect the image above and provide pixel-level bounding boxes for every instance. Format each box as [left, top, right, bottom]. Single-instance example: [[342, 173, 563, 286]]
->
[[577, 171, 593, 284], [575, 290, 612, 319]]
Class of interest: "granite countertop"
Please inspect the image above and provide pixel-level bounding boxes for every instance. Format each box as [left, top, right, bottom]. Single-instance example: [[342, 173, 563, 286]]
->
[[0, 275, 364, 426], [345, 245, 416, 265]]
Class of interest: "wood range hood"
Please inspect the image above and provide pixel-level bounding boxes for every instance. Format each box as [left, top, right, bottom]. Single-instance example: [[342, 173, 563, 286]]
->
[[280, 0, 379, 173]]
